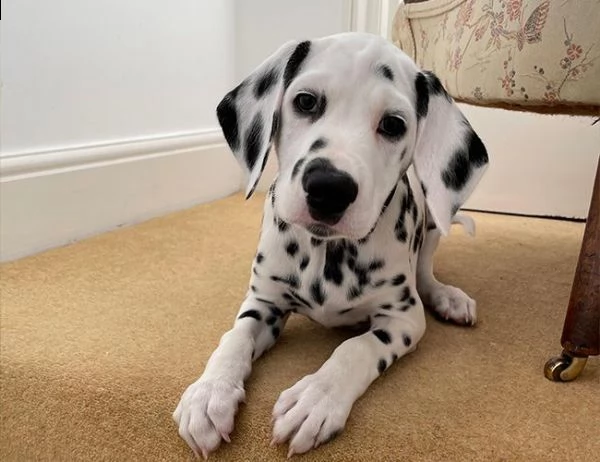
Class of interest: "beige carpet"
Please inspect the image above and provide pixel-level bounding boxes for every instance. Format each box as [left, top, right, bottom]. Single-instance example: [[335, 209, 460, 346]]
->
[[1, 193, 598, 462]]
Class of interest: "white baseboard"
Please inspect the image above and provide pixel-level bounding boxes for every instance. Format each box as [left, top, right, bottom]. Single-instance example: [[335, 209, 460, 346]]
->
[[0, 130, 242, 262]]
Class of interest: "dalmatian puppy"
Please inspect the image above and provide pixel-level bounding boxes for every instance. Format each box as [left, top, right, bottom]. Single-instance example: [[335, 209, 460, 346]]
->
[[173, 32, 488, 458]]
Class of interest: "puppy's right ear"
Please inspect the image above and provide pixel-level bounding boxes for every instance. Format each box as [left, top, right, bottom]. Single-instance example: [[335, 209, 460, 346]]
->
[[217, 40, 311, 199]]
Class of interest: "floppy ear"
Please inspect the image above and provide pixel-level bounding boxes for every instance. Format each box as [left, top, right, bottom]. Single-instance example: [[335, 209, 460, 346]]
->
[[216, 40, 311, 199], [412, 71, 489, 235]]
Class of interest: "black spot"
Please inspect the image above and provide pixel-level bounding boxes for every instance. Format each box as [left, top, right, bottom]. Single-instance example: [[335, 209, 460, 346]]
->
[[324, 242, 345, 286], [290, 290, 313, 309], [271, 274, 300, 289], [377, 64, 394, 81], [374, 313, 389, 318], [338, 308, 353, 315], [442, 126, 488, 191], [250, 285, 257, 292], [442, 149, 472, 191], [378, 358, 387, 374], [399, 304, 411, 312], [395, 223, 407, 242], [254, 68, 279, 98], [285, 240, 299, 257], [299, 255, 310, 271], [380, 303, 393, 310], [311, 237, 323, 247], [277, 219, 289, 232], [395, 189, 412, 242], [400, 286, 411, 302], [238, 310, 261, 321], [347, 257, 356, 271], [216, 85, 241, 151], [467, 127, 489, 167], [283, 293, 293, 301], [403, 334, 412, 347], [427, 222, 437, 231], [381, 185, 397, 215], [353, 263, 370, 287], [347, 286, 362, 300], [291, 158, 306, 179], [413, 220, 424, 253], [272, 326, 281, 339], [392, 274, 406, 286], [347, 243, 358, 258], [252, 267, 260, 276], [266, 316, 277, 325], [244, 113, 263, 171], [368, 259, 385, 272], [256, 253, 265, 264], [423, 71, 451, 99], [255, 297, 274, 305], [284, 41, 311, 88], [269, 182, 277, 208], [358, 236, 369, 245], [309, 138, 327, 152], [372, 279, 386, 288], [392, 354, 399, 362], [271, 110, 280, 139], [269, 306, 284, 317], [408, 297, 416, 306], [310, 279, 326, 305], [373, 329, 392, 344], [415, 72, 430, 120]]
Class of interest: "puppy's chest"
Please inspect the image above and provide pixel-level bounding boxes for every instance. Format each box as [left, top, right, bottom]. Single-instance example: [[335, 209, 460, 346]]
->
[[253, 234, 414, 328]]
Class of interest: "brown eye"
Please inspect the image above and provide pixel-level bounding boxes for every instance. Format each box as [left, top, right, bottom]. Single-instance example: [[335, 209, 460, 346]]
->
[[378, 115, 406, 139], [294, 92, 318, 113]]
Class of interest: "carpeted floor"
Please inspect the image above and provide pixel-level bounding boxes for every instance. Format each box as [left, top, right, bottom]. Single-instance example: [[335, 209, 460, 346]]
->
[[1, 193, 598, 462]]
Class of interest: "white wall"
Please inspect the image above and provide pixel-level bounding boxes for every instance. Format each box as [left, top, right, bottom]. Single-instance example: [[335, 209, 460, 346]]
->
[[1, 0, 234, 154], [234, 0, 350, 81], [463, 107, 599, 219], [0, 0, 241, 262]]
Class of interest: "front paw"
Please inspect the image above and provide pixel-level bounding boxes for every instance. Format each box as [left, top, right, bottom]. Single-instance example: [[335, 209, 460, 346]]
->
[[271, 374, 351, 457], [173, 379, 245, 459], [426, 283, 477, 326]]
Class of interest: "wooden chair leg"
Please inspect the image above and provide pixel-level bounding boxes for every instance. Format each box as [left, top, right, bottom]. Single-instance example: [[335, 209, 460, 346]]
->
[[544, 157, 600, 381]]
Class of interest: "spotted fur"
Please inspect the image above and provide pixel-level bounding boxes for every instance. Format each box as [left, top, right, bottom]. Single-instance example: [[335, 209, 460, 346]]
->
[[175, 32, 488, 459]]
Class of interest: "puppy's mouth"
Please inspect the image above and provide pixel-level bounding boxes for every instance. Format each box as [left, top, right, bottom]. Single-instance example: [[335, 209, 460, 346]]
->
[[305, 223, 336, 238]]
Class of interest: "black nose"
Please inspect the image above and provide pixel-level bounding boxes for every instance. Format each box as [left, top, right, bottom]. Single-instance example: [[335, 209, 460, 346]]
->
[[302, 158, 358, 225]]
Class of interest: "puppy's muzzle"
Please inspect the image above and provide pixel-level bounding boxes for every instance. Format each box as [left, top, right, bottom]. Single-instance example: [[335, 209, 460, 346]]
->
[[302, 158, 358, 225]]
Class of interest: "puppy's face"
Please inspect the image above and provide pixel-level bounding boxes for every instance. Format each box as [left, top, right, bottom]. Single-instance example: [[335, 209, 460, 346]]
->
[[217, 33, 488, 239], [274, 36, 419, 240]]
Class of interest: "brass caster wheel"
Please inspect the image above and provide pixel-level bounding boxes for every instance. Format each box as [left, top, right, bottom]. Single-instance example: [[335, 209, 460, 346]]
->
[[544, 350, 588, 382]]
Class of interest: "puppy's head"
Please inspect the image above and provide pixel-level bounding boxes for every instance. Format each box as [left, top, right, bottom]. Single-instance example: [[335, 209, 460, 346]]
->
[[217, 33, 488, 239]]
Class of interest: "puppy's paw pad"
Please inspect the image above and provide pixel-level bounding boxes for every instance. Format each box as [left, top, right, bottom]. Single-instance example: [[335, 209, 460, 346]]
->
[[271, 374, 349, 456], [427, 284, 477, 326], [173, 379, 245, 457]]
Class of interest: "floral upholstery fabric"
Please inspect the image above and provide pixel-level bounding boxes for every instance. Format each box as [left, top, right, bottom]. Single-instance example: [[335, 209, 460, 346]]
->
[[391, 0, 600, 113]]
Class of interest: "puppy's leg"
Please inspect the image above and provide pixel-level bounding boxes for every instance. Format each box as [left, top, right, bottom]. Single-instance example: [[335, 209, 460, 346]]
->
[[416, 225, 477, 325], [173, 296, 289, 458], [271, 307, 426, 456]]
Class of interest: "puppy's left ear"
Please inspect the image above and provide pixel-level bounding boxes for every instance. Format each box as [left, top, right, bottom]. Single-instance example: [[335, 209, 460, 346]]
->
[[216, 40, 311, 198], [412, 71, 489, 235]]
